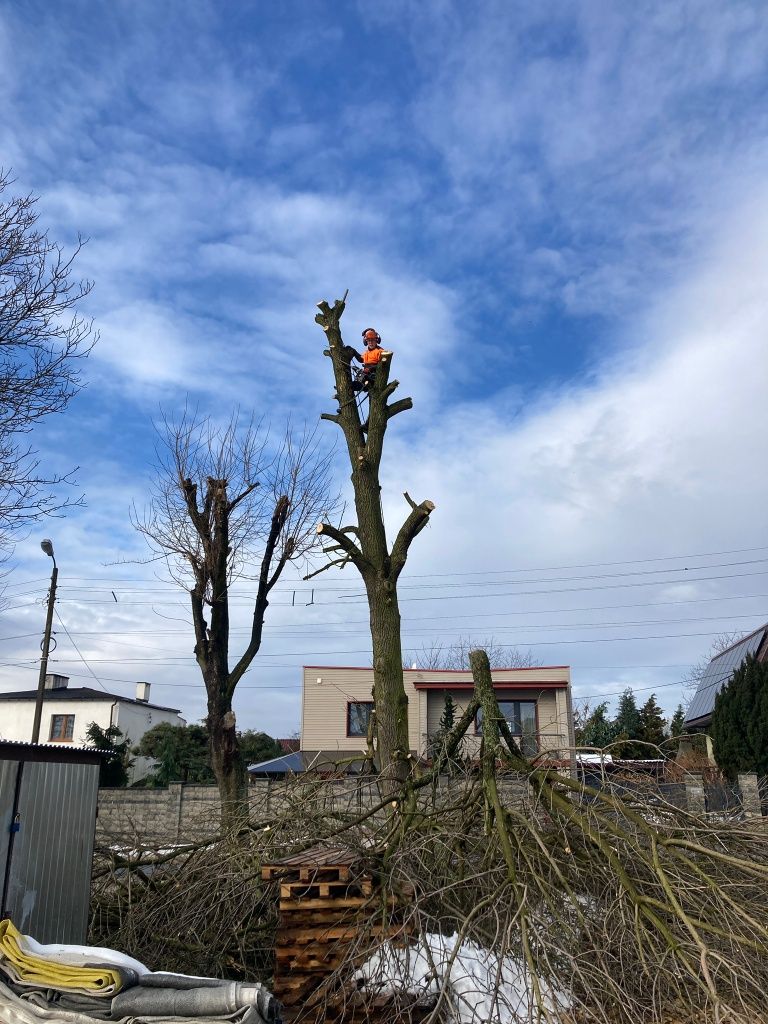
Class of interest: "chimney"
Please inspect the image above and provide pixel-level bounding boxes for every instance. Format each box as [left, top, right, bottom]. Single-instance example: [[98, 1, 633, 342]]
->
[[44, 674, 69, 690], [136, 681, 151, 703]]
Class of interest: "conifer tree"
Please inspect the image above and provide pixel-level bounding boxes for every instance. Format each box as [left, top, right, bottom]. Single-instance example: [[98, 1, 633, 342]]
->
[[613, 687, 643, 757], [711, 654, 768, 778], [669, 704, 686, 738], [575, 701, 615, 748], [637, 693, 666, 751]]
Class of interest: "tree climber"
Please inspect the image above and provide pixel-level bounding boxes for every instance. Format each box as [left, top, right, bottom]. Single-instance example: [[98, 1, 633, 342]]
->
[[351, 328, 387, 393]]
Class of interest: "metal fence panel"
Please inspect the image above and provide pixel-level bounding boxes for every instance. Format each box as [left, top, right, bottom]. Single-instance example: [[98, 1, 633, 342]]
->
[[704, 779, 741, 813], [0, 759, 19, 904], [4, 760, 99, 943]]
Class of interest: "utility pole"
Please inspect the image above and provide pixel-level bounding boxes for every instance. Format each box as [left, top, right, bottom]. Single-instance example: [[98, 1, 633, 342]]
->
[[31, 540, 58, 744]]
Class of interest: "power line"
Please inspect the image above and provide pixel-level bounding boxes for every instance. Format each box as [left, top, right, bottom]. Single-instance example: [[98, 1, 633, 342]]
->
[[53, 608, 110, 692], [5, 567, 768, 612], [0, 659, 734, 711], [12, 554, 768, 595], [6, 610, 763, 659], [26, 627, 762, 666], [7, 543, 768, 591], [3, 591, 767, 642]]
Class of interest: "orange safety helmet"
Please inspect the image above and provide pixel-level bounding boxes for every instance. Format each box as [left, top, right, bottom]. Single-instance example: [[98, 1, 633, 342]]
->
[[362, 328, 381, 343]]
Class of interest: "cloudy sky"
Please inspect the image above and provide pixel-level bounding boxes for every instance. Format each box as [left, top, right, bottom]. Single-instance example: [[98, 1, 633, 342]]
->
[[1, 0, 767, 738]]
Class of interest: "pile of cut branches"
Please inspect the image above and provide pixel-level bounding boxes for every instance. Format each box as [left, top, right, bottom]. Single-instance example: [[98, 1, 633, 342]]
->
[[89, 657, 768, 1022]]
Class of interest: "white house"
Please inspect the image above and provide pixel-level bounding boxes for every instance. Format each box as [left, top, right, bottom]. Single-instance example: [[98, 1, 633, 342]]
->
[[0, 674, 186, 783]]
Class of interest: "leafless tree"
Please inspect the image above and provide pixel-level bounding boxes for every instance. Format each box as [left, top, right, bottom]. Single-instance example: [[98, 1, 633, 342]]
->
[[135, 410, 338, 827], [405, 635, 541, 670], [0, 171, 95, 552], [681, 631, 744, 704]]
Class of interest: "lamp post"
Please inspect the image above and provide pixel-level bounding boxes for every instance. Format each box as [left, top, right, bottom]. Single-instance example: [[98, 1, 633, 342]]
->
[[31, 539, 58, 744]]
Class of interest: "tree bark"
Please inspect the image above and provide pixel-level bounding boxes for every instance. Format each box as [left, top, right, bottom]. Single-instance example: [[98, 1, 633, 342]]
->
[[367, 578, 410, 784], [207, 690, 247, 830]]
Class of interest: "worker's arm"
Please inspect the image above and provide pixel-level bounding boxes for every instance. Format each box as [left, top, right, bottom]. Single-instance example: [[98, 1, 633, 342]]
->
[[342, 345, 363, 365]]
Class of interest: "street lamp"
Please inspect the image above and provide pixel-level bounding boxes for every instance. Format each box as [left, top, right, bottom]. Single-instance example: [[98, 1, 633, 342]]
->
[[31, 540, 58, 744]]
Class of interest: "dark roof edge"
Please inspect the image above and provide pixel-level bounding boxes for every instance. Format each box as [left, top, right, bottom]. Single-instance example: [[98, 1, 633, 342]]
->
[[0, 687, 181, 714], [710, 622, 768, 662]]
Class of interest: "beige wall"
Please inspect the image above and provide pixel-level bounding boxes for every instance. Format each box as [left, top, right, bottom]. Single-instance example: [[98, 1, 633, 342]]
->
[[301, 665, 573, 756]]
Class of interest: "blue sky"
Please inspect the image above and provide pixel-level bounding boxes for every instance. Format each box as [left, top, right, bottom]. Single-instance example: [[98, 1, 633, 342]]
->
[[1, 0, 768, 738]]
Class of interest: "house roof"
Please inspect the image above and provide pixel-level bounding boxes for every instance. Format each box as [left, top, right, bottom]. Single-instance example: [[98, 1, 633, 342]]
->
[[684, 623, 768, 728], [248, 750, 371, 777], [277, 738, 301, 753], [412, 679, 568, 690], [304, 665, 569, 672], [0, 685, 181, 715], [0, 738, 110, 764]]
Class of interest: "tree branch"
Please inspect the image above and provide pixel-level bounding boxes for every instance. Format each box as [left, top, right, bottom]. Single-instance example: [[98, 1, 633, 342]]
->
[[386, 397, 413, 420], [303, 554, 353, 580], [227, 495, 290, 696], [226, 480, 259, 514], [391, 496, 436, 578], [314, 521, 364, 564]]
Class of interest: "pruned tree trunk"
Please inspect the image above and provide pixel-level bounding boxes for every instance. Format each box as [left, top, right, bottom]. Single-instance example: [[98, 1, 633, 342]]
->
[[313, 295, 434, 790], [207, 698, 246, 826]]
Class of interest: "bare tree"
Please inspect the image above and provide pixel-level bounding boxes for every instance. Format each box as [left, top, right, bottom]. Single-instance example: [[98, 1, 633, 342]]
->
[[312, 295, 434, 789], [0, 171, 95, 551], [405, 635, 541, 670], [135, 410, 338, 827], [681, 631, 744, 704]]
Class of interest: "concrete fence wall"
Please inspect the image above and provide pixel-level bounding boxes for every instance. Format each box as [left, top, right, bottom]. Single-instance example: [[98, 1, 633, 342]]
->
[[96, 772, 765, 845]]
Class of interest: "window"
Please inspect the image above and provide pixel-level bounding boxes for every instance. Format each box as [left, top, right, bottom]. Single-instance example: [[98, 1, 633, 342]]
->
[[49, 714, 75, 742], [476, 701, 537, 756], [347, 701, 374, 737]]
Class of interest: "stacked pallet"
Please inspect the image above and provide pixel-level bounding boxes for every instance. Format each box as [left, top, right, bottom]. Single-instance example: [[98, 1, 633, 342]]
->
[[262, 845, 417, 1022]]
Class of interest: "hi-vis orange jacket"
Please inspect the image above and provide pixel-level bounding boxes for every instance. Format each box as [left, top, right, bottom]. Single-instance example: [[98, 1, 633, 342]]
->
[[362, 346, 383, 368]]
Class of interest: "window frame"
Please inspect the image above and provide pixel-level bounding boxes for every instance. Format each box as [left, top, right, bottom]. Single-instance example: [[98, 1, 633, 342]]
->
[[475, 700, 537, 738], [49, 713, 75, 742], [346, 701, 374, 738]]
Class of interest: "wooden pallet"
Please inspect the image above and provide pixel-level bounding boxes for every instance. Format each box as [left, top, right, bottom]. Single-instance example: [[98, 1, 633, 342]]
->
[[262, 863, 355, 883], [279, 876, 373, 899], [264, 845, 413, 1015]]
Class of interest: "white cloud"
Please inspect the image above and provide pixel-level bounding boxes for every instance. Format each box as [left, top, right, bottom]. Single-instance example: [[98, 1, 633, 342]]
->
[[383, 182, 768, 705]]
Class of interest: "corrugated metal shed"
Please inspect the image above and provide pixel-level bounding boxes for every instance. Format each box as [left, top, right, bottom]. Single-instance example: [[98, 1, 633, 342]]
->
[[685, 624, 768, 729], [0, 741, 105, 943]]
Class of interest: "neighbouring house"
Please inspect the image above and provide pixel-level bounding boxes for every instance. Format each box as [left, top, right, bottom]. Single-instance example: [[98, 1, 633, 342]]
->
[[277, 737, 301, 754], [684, 622, 768, 733], [298, 664, 575, 768], [0, 674, 186, 783]]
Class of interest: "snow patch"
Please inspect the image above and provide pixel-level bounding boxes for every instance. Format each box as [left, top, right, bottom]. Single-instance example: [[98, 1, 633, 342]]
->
[[353, 932, 569, 1023]]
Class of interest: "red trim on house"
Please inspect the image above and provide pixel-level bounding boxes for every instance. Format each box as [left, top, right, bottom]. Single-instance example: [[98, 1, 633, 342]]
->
[[412, 681, 567, 690], [304, 665, 569, 672]]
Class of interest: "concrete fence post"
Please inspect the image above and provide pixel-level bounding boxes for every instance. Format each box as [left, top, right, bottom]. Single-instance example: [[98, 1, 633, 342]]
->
[[684, 778, 706, 815], [737, 774, 762, 816], [168, 782, 184, 842]]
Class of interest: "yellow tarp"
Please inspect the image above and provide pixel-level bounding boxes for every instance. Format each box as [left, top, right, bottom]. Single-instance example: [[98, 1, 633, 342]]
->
[[0, 920, 123, 994]]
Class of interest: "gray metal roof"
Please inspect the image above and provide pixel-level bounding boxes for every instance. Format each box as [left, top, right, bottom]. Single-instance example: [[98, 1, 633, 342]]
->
[[685, 624, 768, 727], [248, 751, 308, 776], [0, 738, 111, 763], [247, 750, 372, 777]]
